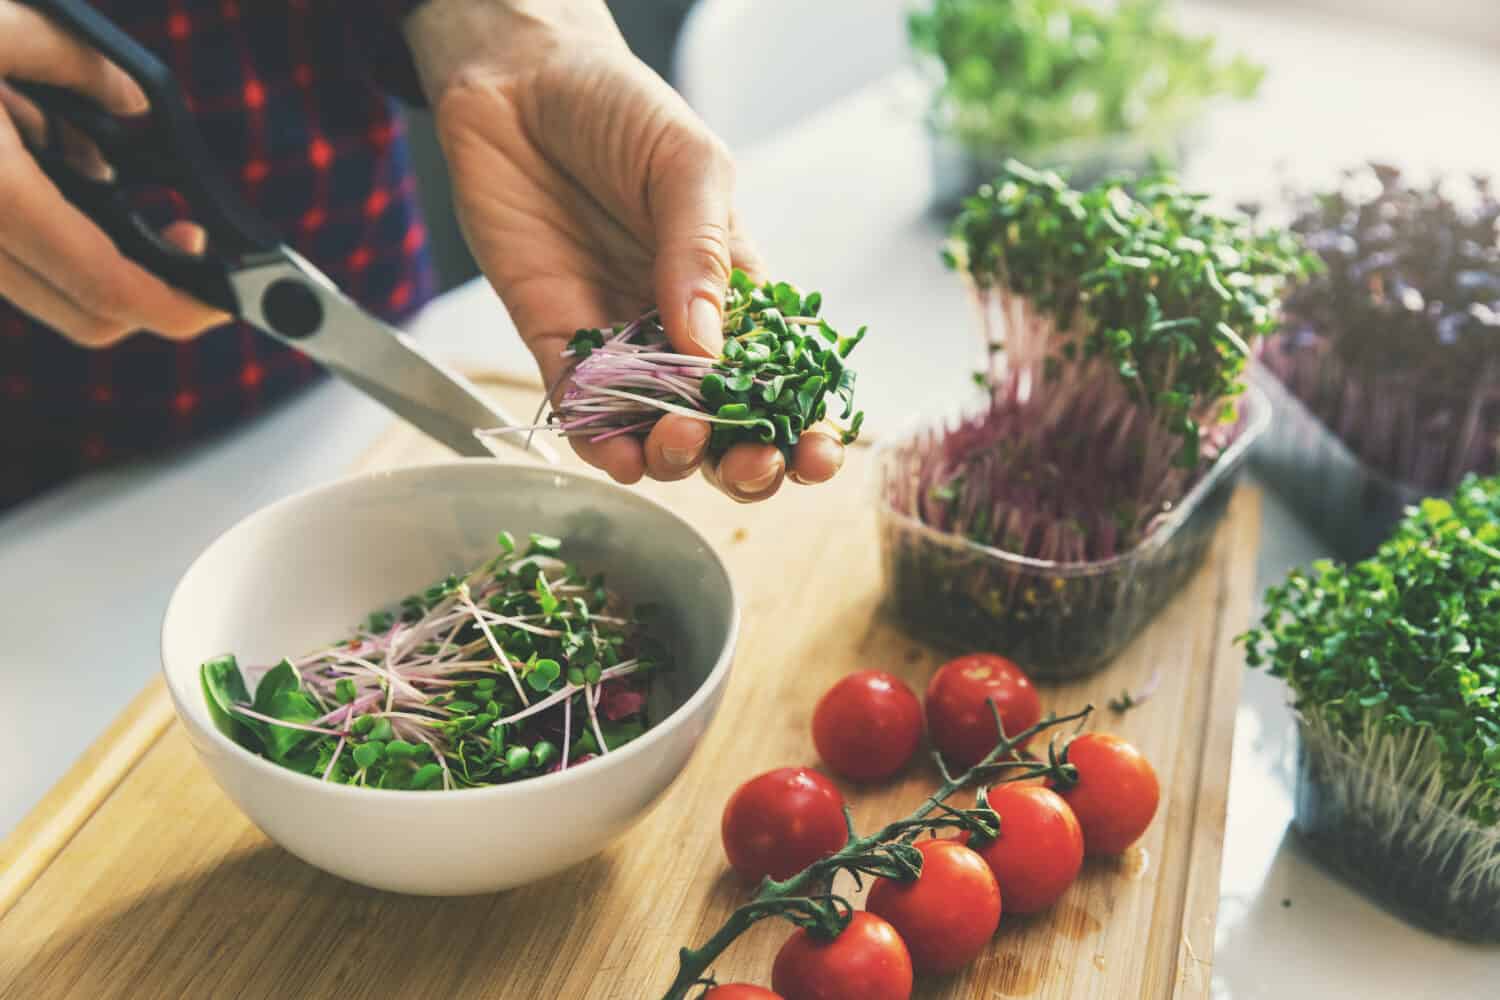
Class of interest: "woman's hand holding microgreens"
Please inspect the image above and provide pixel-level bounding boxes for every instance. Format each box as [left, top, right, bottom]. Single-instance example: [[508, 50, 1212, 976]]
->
[[477, 269, 868, 499], [404, 0, 849, 501]]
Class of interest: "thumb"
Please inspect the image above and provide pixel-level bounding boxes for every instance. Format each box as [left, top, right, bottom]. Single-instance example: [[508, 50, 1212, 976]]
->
[[648, 128, 734, 358]]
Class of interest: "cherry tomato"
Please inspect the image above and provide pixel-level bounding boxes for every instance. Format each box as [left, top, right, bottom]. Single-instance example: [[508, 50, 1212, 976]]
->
[[702, 986, 783, 1000], [722, 767, 848, 882], [1051, 733, 1160, 855], [812, 671, 924, 782], [961, 784, 1083, 914], [772, 910, 913, 1000], [865, 837, 1001, 974], [925, 654, 1042, 768]]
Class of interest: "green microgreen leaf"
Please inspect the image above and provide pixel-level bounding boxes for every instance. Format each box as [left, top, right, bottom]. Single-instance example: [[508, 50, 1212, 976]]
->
[[200, 655, 254, 746], [527, 658, 561, 692], [1243, 475, 1500, 826]]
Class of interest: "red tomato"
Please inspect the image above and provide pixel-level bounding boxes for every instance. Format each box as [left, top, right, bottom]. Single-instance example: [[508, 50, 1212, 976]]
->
[[722, 767, 848, 882], [1052, 733, 1160, 855], [812, 671, 924, 782], [962, 784, 1083, 914], [703, 986, 783, 1000], [772, 911, 913, 1000], [925, 654, 1042, 768], [865, 838, 1001, 974]]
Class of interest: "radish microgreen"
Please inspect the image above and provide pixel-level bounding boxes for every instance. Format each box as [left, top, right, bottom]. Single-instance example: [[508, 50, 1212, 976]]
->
[[199, 532, 666, 790], [479, 269, 866, 459], [1263, 163, 1500, 492]]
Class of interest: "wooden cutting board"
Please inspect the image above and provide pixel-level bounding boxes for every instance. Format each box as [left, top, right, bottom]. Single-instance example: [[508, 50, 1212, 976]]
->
[[0, 374, 1259, 1000]]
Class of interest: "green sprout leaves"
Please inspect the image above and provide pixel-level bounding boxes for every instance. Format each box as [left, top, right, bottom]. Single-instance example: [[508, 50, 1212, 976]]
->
[[199, 532, 667, 791], [526, 658, 561, 692], [1243, 475, 1500, 825], [908, 0, 1264, 158], [706, 272, 866, 456], [948, 160, 1312, 465], [201, 654, 253, 746], [559, 269, 867, 459]]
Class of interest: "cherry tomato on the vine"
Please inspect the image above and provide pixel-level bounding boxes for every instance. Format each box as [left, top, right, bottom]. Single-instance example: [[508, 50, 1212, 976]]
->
[[1051, 733, 1160, 855], [722, 767, 848, 882], [925, 653, 1042, 768], [865, 837, 1001, 974], [961, 783, 1083, 914], [812, 671, 924, 782], [772, 910, 913, 1000], [702, 986, 783, 1000]]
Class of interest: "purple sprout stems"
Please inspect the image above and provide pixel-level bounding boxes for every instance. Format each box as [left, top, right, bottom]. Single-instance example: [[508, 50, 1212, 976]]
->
[[476, 329, 730, 448], [480, 328, 750, 445], [891, 287, 1245, 563], [479, 273, 867, 458], [1259, 332, 1500, 492], [240, 549, 648, 788], [1264, 163, 1500, 493]]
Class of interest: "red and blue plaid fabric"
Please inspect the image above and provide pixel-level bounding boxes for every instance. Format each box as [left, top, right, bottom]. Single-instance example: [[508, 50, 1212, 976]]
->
[[1, 0, 435, 509]]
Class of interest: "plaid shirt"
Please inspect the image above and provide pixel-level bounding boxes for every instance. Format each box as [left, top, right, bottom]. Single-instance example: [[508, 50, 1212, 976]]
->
[[1, 0, 436, 510]]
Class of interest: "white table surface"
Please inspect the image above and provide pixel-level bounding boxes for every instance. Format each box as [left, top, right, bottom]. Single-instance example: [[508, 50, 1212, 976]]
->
[[3, 2, 1498, 996]]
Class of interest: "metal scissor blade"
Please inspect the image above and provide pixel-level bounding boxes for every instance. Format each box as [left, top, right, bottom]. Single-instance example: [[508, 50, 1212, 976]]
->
[[325, 358, 523, 459], [229, 249, 558, 464]]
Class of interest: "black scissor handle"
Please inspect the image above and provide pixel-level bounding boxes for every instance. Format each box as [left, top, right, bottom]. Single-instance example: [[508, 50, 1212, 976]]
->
[[13, 0, 282, 313]]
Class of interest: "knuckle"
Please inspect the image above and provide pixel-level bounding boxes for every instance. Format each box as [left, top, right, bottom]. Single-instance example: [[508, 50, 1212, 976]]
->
[[705, 135, 735, 182], [673, 221, 732, 282], [73, 269, 134, 319], [682, 219, 732, 256], [656, 122, 730, 181], [75, 277, 133, 320], [0, 141, 22, 192]]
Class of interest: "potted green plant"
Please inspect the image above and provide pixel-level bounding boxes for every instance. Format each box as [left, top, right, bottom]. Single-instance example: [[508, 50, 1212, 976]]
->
[[877, 162, 1311, 678], [1254, 163, 1500, 560], [907, 0, 1263, 209], [1244, 477, 1500, 942]]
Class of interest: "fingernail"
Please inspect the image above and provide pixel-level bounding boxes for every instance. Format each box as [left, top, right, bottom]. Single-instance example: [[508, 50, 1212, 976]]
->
[[120, 78, 150, 115], [688, 297, 724, 357], [184, 227, 208, 255], [662, 445, 698, 470], [790, 457, 842, 485], [820, 435, 847, 473], [731, 462, 782, 498], [78, 155, 114, 183]]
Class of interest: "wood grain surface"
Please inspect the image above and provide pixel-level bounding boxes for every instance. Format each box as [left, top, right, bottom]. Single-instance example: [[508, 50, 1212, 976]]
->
[[0, 376, 1260, 1000]]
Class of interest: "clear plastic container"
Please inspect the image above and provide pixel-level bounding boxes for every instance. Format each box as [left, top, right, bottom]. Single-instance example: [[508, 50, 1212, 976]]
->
[[874, 387, 1269, 680], [1252, 369, 1429, 562], [1293, 718, 1500, 942]]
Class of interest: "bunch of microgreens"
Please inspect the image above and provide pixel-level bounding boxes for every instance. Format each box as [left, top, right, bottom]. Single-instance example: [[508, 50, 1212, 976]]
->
[[895, 160, 1311, 562], [661, 704, 1093, 1000], [479, 269, 865, 460], [200, 532, 666, 789], [1243, 477, 1500, 937], [1262, 163, 1500, 491], [1244, 477, 1500, 825], [908, 0, 1262, 162]]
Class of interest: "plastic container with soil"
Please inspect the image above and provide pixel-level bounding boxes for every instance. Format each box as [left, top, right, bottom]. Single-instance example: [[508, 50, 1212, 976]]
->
[[1293, 717, 1500, 943], [875, 386, 1269, 680], [1251, 368, 1430, 561]]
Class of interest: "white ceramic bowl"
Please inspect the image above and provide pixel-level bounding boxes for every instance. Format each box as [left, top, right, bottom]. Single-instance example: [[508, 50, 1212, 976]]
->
[[161, 460, 738, 895]]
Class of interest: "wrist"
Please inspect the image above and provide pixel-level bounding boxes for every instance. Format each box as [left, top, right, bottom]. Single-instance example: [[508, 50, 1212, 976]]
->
[[404, 0, 624, 101]]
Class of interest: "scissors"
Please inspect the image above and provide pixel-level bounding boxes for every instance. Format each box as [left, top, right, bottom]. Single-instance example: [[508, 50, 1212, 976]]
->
[[10, 0, 557, 463]]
